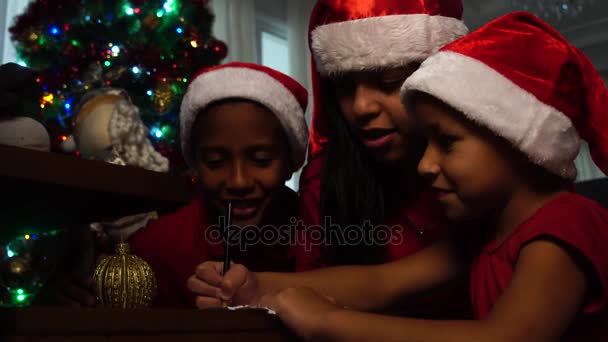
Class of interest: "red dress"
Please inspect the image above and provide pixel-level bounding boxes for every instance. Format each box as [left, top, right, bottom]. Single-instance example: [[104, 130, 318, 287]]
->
[[128, 188, 298, 308], [295, 153, 449, 271], [470, 192, 608, 340]]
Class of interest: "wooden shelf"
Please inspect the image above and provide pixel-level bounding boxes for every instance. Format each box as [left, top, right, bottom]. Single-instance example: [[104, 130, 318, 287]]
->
[[0, 144, 192, 238], [0, 307, 296, 341]]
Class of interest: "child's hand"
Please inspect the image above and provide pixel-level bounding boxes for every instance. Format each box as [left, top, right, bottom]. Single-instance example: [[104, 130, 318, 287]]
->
[[258, 287, 343, 340], [187, 261, 258, 308], [57, 274, 98, 307], [41, 252, 107, 307]]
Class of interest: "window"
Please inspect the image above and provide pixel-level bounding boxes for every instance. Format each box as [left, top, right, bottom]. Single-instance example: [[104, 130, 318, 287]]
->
[[260, 31, 299, 190], [256, 12, 301, 190], [261, 31, 289, 75], [1, 0, 30, 63]]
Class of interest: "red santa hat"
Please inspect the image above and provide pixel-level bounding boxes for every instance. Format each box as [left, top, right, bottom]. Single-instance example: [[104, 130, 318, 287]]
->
[[180, 62, 309, 171], [308, 0, 468, 157], [401, 11, 608, 180]]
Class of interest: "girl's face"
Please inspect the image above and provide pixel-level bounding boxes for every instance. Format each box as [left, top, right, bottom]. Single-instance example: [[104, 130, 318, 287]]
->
[[192, 100, 291, 227], [413, 94, 521, 223], [333, 65, 418, 164]]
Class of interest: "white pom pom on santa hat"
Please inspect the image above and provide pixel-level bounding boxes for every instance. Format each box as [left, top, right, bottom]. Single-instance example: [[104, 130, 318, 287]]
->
[[180, 62, 309, 171]]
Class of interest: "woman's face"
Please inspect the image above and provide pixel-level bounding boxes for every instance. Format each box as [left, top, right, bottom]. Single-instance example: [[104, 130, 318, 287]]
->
[[333, 64, 419, 164]]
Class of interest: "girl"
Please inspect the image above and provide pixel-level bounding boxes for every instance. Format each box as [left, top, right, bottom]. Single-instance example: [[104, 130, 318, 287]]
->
[[58, 62, 310, 307], [296, 0, 468, 269], [128, 62, 309, 307], [190, 12, 608, 341]]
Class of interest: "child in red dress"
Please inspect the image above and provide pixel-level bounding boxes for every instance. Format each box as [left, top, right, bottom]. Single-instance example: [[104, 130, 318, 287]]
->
[[296, 0, 469, 269], [294, 0, 472, 319]]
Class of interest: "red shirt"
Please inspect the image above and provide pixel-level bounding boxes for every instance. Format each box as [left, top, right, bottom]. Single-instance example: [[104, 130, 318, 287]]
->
[[295, 153, 448, 270], [128, 188, 298, 308], [470, 192, 608, 340]]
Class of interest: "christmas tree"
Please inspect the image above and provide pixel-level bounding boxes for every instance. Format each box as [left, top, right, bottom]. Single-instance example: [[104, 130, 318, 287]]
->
[[9, 0, 228, 169]]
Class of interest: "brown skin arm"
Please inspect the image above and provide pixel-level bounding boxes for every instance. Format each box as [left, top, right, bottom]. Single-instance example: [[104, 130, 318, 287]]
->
[[188, 239, 464, 311], [268, 239, 587, 342]]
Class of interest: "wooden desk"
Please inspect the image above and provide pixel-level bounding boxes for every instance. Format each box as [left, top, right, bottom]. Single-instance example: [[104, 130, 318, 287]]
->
[[0, 307, 297, 341]]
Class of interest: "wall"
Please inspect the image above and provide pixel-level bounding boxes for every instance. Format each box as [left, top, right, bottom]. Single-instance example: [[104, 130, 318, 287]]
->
[[1, 0, 30, 63]]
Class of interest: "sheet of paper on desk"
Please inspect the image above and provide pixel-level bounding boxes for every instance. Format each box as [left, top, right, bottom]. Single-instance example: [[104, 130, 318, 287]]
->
[[226, 305, 277, 315]]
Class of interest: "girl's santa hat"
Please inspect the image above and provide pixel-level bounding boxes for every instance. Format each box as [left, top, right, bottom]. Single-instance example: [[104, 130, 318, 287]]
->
[[180, 62, 309, 171], [402, 11, 608, 180], [308, 0, 468, 157]]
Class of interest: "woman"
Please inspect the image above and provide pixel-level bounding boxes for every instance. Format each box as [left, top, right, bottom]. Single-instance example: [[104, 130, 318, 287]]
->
[[296, 0, 469, 268]]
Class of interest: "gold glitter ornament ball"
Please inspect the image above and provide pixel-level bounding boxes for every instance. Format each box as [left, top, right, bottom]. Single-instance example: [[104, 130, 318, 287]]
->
[[94, 242, 157, 308]]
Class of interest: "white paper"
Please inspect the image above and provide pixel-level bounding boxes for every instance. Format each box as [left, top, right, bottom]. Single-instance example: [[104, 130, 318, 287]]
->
[[226, 305, 277, 315]]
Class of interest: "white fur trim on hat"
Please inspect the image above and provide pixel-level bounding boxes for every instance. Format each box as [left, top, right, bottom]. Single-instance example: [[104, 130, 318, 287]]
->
[[401, 51, 580, 179], [311, 14, 468, 75], [109, 95, 169, 172], [180, 67, 308, 171]]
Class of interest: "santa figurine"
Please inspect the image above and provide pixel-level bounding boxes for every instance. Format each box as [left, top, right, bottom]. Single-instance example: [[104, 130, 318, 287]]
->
[[72, 88, 169, 172]]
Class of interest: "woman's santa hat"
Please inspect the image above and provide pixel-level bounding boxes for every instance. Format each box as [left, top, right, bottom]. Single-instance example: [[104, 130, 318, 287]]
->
[[402, 11, 608, 180], [308, 0, 468, 157], [180, 62, 309, 171]]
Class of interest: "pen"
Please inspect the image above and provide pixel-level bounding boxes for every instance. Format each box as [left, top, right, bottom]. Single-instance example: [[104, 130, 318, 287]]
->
[[222, 202, 231, 307]]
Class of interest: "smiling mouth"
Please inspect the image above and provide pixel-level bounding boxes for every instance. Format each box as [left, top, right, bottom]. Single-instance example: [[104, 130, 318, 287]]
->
[[223, 199, 262, 220]]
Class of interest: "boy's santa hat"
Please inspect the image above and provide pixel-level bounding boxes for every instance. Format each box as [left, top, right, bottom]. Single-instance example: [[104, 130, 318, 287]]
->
[[308, 0, 468, 157], [180, 62, 309, 171], [402, 11, 608, 180]]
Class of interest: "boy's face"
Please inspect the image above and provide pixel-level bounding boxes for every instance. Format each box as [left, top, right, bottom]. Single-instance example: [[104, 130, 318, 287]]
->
[[192, 100, 291, 227], [413, 94, 521, 223], [333, 65, 419, 164]]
